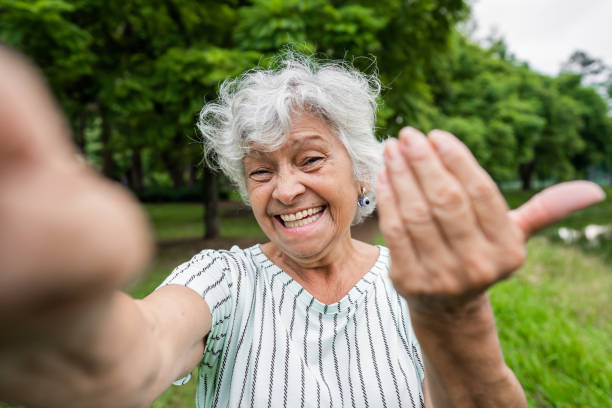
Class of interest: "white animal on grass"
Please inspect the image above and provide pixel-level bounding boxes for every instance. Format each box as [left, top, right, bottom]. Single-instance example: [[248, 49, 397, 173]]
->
[[584, 224, 612, 246], [557, 227, 581, 244]]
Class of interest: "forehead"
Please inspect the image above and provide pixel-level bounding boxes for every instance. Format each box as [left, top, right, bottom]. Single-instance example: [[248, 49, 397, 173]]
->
[[246, 113, 338, 157]]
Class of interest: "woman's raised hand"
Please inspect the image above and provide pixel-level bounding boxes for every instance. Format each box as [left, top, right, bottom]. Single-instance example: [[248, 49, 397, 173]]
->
[[376, 127, 605, 311]]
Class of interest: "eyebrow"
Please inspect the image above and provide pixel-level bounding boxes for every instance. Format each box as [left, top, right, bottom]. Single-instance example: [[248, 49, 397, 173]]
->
[[246, 134, 328, 158]]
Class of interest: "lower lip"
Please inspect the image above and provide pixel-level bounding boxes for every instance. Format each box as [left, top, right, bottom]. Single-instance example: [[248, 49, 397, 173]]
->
[[275, 207, 326, 236]]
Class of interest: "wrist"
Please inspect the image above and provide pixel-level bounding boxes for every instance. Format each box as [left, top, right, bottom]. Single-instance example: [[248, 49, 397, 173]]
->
[[407, 291, 495, 334]]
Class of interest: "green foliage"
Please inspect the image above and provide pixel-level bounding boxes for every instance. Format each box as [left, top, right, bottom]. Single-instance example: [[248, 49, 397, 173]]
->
[[427, 33, 612, 187], [235, 0, 387, 55], [3, 0, 609, 190]]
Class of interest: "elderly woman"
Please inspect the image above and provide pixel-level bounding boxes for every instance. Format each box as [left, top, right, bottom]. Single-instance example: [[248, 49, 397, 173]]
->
[[0, 47, 605, 408]]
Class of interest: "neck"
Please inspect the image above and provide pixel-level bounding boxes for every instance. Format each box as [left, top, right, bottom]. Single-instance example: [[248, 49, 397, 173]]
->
[[261, 232, 378, 304]]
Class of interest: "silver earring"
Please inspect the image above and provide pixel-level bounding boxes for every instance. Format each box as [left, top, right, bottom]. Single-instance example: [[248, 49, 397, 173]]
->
[[358, 187, 370, 207]]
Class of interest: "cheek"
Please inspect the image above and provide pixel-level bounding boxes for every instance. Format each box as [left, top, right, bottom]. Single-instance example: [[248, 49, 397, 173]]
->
[[324, 179, 358, 220], [247, 185, 269, 217], [248, 183, 287, 233]]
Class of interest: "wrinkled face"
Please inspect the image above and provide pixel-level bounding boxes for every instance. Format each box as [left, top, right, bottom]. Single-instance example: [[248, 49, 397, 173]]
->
[[244, 113, 360, 260]]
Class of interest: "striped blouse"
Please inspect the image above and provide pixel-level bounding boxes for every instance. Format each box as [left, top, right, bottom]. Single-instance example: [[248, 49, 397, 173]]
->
[[160, 244, 425, 407]]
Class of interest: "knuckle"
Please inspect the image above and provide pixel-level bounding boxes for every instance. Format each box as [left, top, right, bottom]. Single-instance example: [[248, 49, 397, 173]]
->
[[431, 184, 464, 211], [444, 257, 463, 276], [463, 253, 490, 275], [462, 254, 497, 287], [469, 180, 498, 203], [420, 259, 463, 296], [436, 276, 464, 297], [400, 203, 432, 226], [382, 219, 405, 239], [502, 244, 527, 271]]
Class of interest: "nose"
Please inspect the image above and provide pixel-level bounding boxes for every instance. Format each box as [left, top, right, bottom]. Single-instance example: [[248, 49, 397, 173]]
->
[[272, 169, 306, 205]]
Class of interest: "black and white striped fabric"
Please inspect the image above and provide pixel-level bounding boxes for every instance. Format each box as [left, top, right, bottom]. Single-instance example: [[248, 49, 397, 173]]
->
[[160, 245, 425, 407]]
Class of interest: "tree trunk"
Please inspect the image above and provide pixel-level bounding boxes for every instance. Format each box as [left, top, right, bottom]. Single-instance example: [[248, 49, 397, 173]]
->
[[161, 135, 185, 188], [161, 152, 185, 188], [187, 160, 197, 187], [74, 110, 87, 152], [129, 148, 144, 190], [100, 109, 116, 180], [203, 166, 220, 239], [519, 161, 534, 191]]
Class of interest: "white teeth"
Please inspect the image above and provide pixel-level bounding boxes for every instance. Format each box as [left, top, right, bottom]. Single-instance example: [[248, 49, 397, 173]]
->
[[279, 206, 322, 222], [294, 209, 309, 220], [280, 207, 324, 228]]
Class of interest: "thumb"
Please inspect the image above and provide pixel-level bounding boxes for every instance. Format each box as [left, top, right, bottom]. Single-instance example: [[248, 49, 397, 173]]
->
[[509, 181, 606, 239]]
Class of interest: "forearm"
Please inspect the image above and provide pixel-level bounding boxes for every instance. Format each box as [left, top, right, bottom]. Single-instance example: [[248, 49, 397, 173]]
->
[[408, 293, 526, 408], [0, 291, 164, 408]]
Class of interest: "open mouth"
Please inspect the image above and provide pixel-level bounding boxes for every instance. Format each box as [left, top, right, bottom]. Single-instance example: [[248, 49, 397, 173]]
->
[[276, 206, 325, 228]]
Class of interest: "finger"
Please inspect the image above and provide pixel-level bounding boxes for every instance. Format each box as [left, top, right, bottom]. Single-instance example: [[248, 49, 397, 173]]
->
[[509, 181, 605, 239], [0, 45, 74, 167], [397, 127, 483, 247], [428, 129, 513, 242], [383, 138, 450, 257], [375, 168, 420, 283]]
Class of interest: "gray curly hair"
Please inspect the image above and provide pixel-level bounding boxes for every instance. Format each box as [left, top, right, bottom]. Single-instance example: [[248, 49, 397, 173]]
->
[[198, 54, 384, 224]]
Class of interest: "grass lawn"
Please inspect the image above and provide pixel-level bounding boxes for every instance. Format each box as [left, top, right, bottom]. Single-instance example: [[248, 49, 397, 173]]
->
[[143, 202, 265, 242], [2, 189, 611, 408], [492, 238, 612, 407], [494, 187, 612, 406]]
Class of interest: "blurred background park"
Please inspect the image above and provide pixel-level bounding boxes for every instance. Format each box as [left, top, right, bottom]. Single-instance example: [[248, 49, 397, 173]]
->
[[1, 0, 611, 406]]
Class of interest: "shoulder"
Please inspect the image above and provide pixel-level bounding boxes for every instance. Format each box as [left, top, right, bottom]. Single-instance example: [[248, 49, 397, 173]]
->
[[160, 245, 259, 286], [374, 245, 391, 273], [156, 245, 265, 311]]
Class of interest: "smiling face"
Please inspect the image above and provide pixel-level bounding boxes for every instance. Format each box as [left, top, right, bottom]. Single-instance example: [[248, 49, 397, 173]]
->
[[243, 112, 361, 263]]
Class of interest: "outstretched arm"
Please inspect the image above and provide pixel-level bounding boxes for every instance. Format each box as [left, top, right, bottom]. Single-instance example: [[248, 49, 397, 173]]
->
[[376, 127, 604, 407], [0, 46, 212, 407]]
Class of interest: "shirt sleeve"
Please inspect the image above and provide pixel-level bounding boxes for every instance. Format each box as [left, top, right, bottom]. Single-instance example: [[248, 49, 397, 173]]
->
[[406, 317, 425, 383], [157, 249, 237, 385]]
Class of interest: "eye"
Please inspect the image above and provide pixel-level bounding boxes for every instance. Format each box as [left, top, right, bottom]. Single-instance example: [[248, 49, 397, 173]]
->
[[301, 156, 323, 167], [248, 168, 273, 181]]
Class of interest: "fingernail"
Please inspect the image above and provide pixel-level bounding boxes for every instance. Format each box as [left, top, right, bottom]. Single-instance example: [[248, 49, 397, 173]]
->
[[400, 127, 426, 150], [429, 130, 453, 153], [593, 184, 606, 201]]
